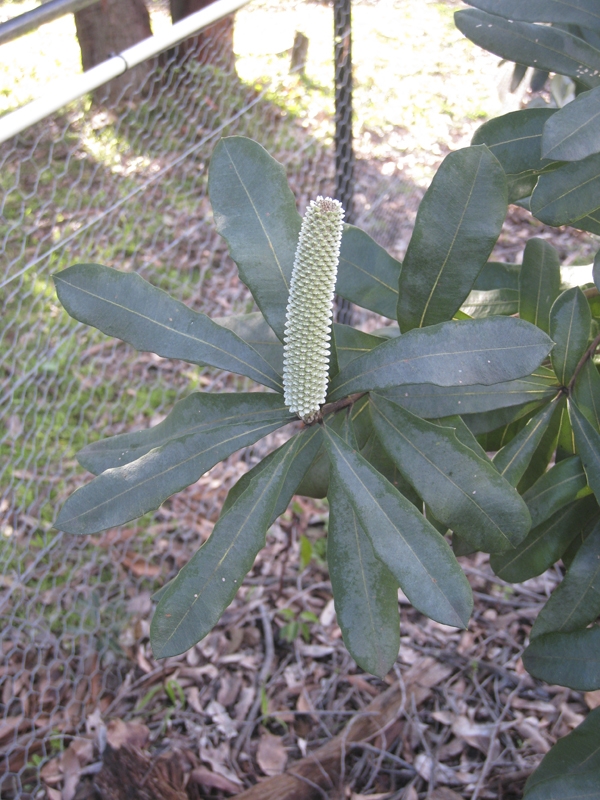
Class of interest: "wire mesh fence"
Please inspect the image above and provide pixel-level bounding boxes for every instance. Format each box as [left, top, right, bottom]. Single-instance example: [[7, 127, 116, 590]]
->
[[0, 3, 340, 795], [4, 2, 600, 797]]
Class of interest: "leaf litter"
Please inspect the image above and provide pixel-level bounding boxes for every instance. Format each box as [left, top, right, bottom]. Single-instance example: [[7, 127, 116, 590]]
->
[[3, 1, 600, 798]]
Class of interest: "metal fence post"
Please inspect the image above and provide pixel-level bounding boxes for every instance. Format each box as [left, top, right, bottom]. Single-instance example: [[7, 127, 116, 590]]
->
[[334, 0, 354, 324]]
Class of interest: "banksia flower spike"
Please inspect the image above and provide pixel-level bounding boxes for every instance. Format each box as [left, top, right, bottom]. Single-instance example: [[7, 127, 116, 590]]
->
[[283, 196, 345, 423]]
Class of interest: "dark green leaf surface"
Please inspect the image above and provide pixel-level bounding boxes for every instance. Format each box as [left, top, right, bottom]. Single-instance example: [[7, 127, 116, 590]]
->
[[381, 368, 557, 419], [220, 425, 322, 519], [208, 137, 301, 340], [492, 398, 559, 487], [460, 288, 518, 318], [490, 495, 599, 582], [397, 146, 507, 331], [516, 395, 564, 494], [431, 414, 489, 459], [78, 393, 291, 475], [575, 209, 600, 235], [543, 86, 600, 162], [214, 312, 283, 373], [332, 324, 386, 371], [360, 433, 422, 507], [550, 287, 591, 386], [471, 109, 558, 190], [327, 471, 400, 678], [467, 400, 546, 438], [557, 399, 577, 461], [571, 400, 600, 504], [523, 456, 590, 529], [56, 413, 291, 534], [532, 154, 600, 226], [337, 226, 401, 319], [473, 261, 520, 292], [519, 238, 561, 335], [464, 0, 600, 31], [524, 627, 600, 691], [151, 430, 316, 657], [370, 394, 530, 553], [323, 426, 473, 629], [531, 520, 600, 638], [572, 358, 600, 430], [455, 10, 600, 89], [328, 317, 553, 401], [53, 264, 282, 391], [523, 711, 600, 800]]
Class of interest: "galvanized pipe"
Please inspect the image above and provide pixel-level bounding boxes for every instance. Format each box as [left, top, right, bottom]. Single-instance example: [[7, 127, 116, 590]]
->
[[0, 0, 99, 47]]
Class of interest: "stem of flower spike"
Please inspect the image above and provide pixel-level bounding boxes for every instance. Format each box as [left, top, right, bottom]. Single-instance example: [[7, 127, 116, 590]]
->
[[283, 196, 345, 423]]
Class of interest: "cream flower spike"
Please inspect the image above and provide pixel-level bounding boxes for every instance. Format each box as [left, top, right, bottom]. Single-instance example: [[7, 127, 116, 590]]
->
[[283, 196, 345, 423]]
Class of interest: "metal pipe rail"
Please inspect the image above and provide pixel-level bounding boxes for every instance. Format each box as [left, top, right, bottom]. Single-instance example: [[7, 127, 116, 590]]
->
[[0, 0, 249, 145], [0, 0, 98, 47]]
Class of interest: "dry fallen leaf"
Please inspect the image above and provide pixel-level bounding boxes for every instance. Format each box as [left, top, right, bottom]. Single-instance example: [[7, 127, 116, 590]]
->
[[60, 745, 81, 800], [585, 690, 600, 710], [430, 788, 465, 800], [451, 716, 497, 755], [257, 731, 287, 776], [191, 766, 240, 794], [414, 753, 461, 785], [106, 718, 150, 750]]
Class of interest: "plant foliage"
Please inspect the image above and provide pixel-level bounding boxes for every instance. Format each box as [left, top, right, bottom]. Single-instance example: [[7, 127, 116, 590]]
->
[[52, 13, 600, 782]]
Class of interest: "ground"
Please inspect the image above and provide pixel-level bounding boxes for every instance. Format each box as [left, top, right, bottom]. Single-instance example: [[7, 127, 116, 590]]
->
[[1, 0, 599, 798]]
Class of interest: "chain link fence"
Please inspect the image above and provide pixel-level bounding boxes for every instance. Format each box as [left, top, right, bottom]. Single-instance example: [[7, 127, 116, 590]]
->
[[0, 3, 341, 795]]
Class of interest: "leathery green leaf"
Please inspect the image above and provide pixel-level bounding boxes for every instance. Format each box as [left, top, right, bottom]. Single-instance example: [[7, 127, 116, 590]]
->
[[78, 392, 291, 475], [460, 288, 517, 318], [220, 424, 322, 519], [327, 471, 400, 678], [55, 412, 292, 534], [381, 368, 558, 420], [542, 86, 600, 162], [572, 357, 600, 430], [472, 109, 555, 176], [455, 10, 600, 89], [53, 264, 282, 391], [208, 136, 301, 340], [550, 288, 591, 386], [332, 325, 386, 372], [490, 495, 599, 583], [516, 394, 564, 494], [532, 154, 600, 227], [151, 430, 315, 658], [464, 0, 600, 32], [519, 238, 561, 335], [337, 225, 401, 319], [328, 317, 553, 401], [523, 456, 590, 529], [523, 627, 600, 691], [215, 312, 283, 373], [397, 145, 507, 331], [323, 425, 473, 629], [471, 109, 560, 202], [369, 394, 530, 553], [473, 261, 520, 292], [531, 519, 600, 638], [571, 400, 600, 505], [492, 397, 560, 487], [523, 707, 600, 800]]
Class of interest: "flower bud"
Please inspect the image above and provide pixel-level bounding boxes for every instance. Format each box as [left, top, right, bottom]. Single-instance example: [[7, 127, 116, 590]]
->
[[283, 196, 345, 422]]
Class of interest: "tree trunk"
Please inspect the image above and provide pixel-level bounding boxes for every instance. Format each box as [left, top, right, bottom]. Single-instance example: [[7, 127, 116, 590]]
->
[[169, 0, 236, 73], [74, 0, 153, 105]]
